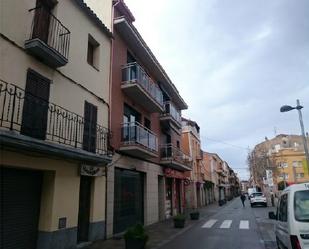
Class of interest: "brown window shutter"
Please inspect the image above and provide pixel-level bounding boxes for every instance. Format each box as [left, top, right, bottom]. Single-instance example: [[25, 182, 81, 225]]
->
[[83, 101, 97, 152]]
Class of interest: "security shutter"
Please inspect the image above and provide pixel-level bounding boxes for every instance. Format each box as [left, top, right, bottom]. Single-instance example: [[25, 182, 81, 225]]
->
[[0, 167, 43, 249]]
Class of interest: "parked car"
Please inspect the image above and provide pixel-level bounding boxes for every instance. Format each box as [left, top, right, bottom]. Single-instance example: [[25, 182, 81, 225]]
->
[[250, 192, 267, 207], [269, 182, 309, 249]]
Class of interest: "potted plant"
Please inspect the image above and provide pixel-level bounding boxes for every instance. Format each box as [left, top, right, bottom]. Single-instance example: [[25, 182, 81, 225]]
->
[[190, 210, 200, 220], [173, 214, 186, 228], [124, 224, 149, 249]]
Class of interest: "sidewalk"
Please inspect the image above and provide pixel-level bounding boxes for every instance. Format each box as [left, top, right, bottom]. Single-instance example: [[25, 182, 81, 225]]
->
[[85, 199, 236, 249]]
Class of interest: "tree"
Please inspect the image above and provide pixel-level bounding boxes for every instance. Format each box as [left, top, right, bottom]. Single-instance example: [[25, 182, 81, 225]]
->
[[247, 146, 278, 188]]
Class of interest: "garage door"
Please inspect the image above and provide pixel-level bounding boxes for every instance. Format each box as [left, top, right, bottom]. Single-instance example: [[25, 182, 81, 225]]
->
[[0, 167, 43, 249]]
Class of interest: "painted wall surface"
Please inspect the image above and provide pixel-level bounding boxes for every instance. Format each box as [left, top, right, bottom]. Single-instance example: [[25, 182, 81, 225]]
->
[[2, 150, 107, 232], [274, 149, 309, 184], [0, 0, 111, 128], [84, 0, 113, 30], [1, 150, 79, 231]]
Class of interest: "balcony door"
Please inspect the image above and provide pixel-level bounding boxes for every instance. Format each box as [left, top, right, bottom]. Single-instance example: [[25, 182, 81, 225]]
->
[[122, 104, 140, 143], [83, 102, 97, 153], [21, 70, 50, 140], [32, 0, 56, 42]]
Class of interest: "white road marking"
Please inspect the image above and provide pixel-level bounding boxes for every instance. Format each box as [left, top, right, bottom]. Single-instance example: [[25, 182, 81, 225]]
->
[[220, 220, 232, 229], [239, 220, 249, 229], [202, 219, 217, 228]]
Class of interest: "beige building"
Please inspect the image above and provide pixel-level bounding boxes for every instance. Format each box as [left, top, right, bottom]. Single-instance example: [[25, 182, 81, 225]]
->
[[250, 134, 309, 193], [0, 1, 112, 249]]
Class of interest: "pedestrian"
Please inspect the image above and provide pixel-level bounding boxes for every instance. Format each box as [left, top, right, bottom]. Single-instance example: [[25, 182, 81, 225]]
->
[[240, 193, 246, 207], [271, 193, 275, 207]]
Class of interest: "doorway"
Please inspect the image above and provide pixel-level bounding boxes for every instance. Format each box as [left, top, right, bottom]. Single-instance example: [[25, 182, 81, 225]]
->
[[77, 176, 92, 243]]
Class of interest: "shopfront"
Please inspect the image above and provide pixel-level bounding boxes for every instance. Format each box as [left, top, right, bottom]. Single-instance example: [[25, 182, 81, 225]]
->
[[164, 168, 185, 216]]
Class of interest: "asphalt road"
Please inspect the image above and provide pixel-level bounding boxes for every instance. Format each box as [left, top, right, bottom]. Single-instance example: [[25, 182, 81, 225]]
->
[[159, 198, 277, 249]]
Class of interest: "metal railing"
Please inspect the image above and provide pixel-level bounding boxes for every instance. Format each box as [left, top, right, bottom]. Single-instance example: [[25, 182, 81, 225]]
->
[[162, 101, 181, 124], [122, 63, 164, 107], [121, 121, 158, 152], [160, 143, 192, 168], [28, 6, 70, 59], [0, 80, 109, 155]]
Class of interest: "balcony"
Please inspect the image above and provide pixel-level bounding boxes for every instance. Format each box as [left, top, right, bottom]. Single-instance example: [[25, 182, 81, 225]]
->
[[160, 101, 181, 130], [120, 121, 158, 158], [121, 63, 164, 113], [160, 144, 192, 171], [25, 6, 70, 68], [0, 80, 111, 164]]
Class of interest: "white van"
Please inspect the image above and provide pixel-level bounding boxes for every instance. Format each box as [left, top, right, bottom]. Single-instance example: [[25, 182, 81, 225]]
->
[[269, 182, 309, 249]]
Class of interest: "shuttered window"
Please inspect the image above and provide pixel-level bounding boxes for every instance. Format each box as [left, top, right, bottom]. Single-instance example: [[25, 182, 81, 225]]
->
[[83, 101, 97, 153], [21, 69, 50, 139]]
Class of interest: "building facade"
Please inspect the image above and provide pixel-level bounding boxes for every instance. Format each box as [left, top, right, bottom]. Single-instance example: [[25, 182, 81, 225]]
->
[[182, 118, 204, 209], [106, 0, 189, 237], [0, 0, 113, 248], [249, 134, 309, 193]]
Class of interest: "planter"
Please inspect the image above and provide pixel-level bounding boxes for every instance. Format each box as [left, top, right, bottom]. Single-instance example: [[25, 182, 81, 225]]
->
[[190, 212, 200, 220], [125, 238, 146, 249], [174, 218, 185, 228]]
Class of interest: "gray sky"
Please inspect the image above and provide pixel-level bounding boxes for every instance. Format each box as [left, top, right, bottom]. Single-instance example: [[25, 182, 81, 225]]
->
[[125, 0, 309, 180]]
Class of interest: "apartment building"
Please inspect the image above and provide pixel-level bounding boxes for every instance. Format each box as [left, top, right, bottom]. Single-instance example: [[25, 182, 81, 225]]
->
[[201, 151, 215, 205], [106, 0, 189, 237], [250, 134, 309, 192], [0, 1, 112, 248], [204, 152, 227, 203], [182, 118, 204, 208], [273, 148, 309, 187]]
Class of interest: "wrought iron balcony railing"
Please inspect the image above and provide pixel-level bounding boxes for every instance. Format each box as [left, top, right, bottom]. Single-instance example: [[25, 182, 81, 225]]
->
[[122, 62, 164, 107], [121, 121, 158, 152], [160, 143, 192, 168], [162, 101, 181, 124], [0, 80, 109, 156], [25, 6, 70, 66]]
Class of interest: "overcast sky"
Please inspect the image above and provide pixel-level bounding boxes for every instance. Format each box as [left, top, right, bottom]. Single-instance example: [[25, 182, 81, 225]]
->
[[124, 0, 309, 180]]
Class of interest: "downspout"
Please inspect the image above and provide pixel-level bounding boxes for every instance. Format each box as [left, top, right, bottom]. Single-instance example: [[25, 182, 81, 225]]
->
[[105, 0, 120, 239]]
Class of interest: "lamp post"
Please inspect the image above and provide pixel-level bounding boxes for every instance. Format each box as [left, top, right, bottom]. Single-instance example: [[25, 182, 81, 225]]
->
[[280, 99, 309, 175]]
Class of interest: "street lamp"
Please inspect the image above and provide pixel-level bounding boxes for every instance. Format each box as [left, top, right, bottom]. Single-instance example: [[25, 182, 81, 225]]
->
[[280, 99, 309, 174]]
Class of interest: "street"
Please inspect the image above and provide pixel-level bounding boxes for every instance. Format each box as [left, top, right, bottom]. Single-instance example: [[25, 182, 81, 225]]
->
[[159, 198, 277, 249]]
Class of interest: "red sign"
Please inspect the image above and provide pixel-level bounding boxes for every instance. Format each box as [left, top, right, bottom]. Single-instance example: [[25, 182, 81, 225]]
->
[[164, 168, 185, 179]]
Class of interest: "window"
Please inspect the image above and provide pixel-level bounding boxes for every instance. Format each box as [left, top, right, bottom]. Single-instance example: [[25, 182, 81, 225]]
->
[[278, 194, 288, 222], [144, 117, 151, 130], [293, 161, 303, 167], [278, 162, 288, 168], [279, 173, 289, 180], [21, 69, 50, 140], [294, 190, 309, 222], [87, 34, 100, 69], [296, 173, 304, 179], [83, 101, 97, 153], [176, 141, 180, 148]]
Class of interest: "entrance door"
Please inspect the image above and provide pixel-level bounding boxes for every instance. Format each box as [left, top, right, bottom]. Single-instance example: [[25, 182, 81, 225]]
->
[[175, 179, 181, 214], [21, 70, 50, 140], [77, 176, 92, 242], [1, 167, 42, 249], [114, 169, 144, 234], [165, 178, 172, 218]]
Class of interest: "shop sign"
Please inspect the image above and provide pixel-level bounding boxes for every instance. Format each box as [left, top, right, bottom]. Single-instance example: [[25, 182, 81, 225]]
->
[[164, 168, 185, 179], [80, 164, 105, 177]]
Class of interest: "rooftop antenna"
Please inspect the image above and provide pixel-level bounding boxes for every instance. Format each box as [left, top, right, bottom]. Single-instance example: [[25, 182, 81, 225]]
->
[[274, 126, 277, 136]]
